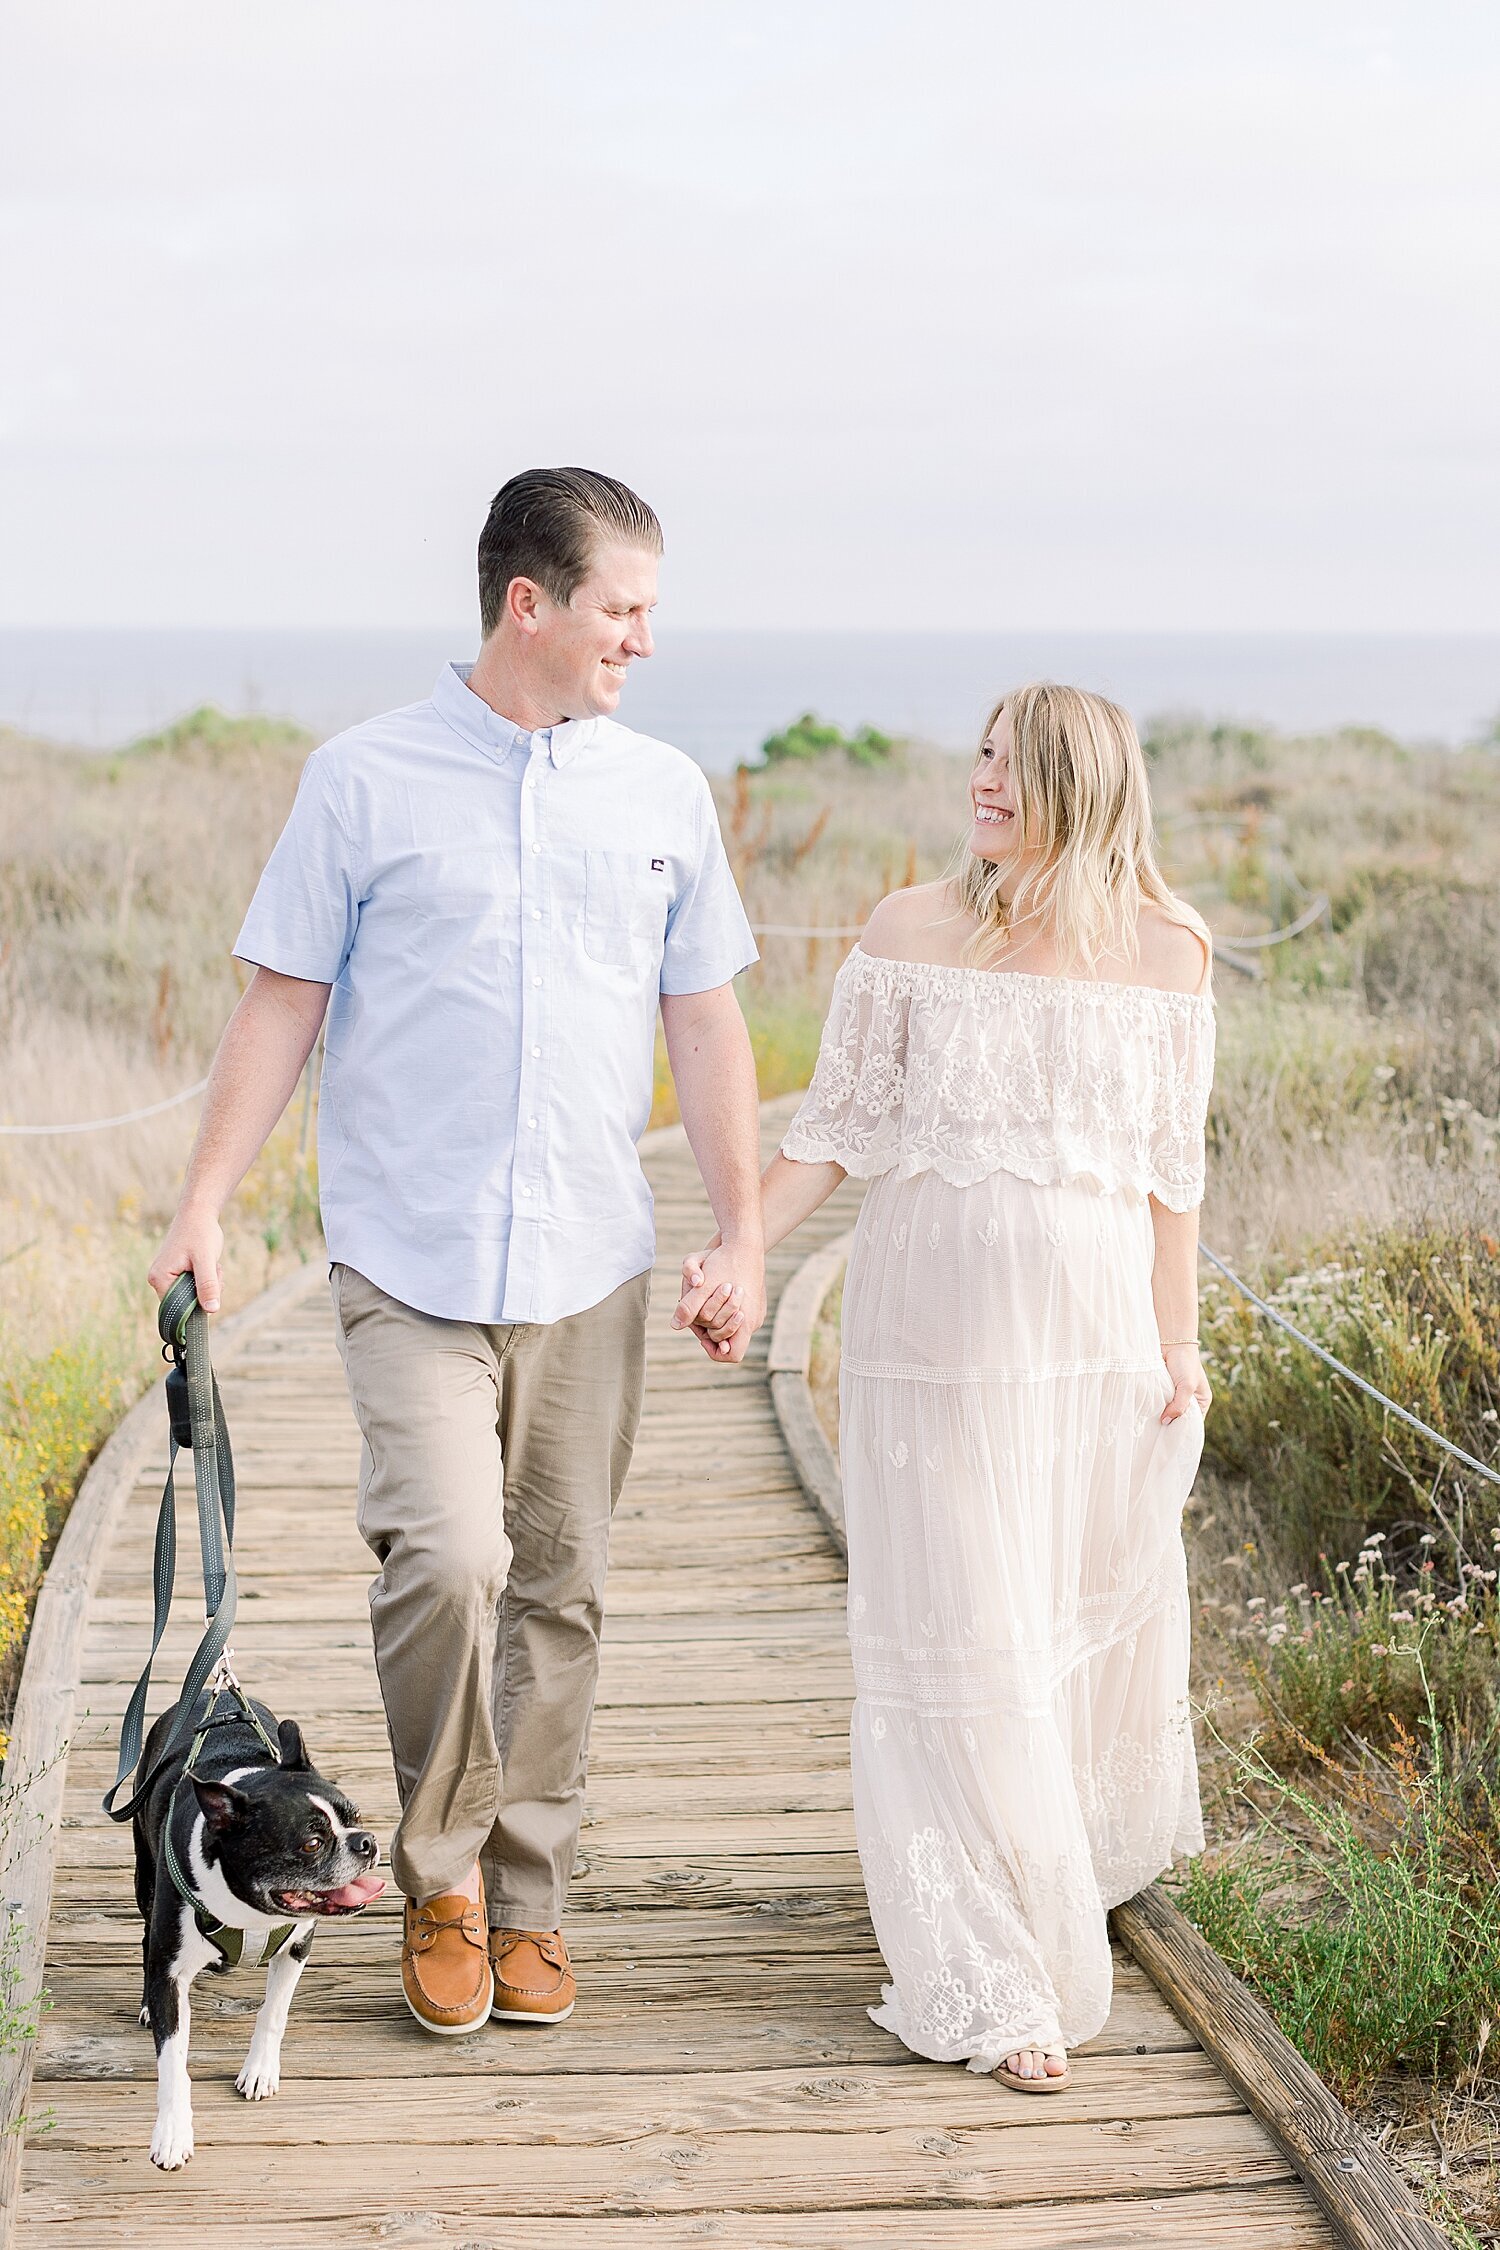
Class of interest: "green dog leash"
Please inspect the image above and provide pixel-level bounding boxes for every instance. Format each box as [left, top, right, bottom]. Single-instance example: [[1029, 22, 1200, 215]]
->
[[103, 1274, 278, 1821]]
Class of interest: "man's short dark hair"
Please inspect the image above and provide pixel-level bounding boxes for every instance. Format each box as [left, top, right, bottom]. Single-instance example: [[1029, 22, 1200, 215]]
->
[[477, 467, 663, 636]]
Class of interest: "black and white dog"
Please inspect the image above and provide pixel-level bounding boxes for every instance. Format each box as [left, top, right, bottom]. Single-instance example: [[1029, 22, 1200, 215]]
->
[[134, 1689, 384, 2170]]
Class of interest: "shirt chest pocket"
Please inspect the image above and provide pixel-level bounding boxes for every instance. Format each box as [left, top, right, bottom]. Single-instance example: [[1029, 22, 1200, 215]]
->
[[583, 849, 670, 970]]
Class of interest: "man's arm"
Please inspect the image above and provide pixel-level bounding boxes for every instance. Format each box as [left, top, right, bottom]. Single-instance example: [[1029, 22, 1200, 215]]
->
[[147, 968, 331, 1312], [659, 983, 764, 1362]]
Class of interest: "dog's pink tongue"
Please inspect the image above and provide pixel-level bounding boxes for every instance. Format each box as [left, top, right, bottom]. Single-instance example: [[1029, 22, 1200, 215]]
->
[[325, 1875, 385, 1910]]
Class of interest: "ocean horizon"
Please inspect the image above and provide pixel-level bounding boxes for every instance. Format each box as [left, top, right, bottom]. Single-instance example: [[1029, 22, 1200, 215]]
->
[[3, 626, 1498, 770]]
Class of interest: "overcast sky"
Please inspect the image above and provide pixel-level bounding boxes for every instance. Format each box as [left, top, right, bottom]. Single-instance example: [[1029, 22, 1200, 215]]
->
[[2, 2, 1496, 634]]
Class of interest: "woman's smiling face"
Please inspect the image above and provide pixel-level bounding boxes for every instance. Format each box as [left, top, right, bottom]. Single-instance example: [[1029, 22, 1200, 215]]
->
[[970, 708, 1019, 863]]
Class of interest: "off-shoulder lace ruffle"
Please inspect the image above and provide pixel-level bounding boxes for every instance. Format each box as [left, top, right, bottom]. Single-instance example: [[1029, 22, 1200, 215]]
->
[[781, 945, 1214, 1210]]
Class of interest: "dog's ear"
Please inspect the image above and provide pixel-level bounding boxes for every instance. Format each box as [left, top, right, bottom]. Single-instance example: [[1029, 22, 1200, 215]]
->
[[190, 1777, 250, 1833], [277, 1718, 312, 1771]]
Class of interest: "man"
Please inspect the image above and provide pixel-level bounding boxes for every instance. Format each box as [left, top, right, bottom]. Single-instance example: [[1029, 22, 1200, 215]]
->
[[149, 468, 766, 2036]]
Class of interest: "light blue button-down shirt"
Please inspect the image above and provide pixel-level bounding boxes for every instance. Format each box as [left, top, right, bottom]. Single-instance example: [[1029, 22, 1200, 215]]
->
[[234, 663, 757, 1324]]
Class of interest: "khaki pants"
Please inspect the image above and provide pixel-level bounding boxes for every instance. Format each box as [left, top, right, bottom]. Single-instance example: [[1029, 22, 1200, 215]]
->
[[331, 1263, 649, 1920]]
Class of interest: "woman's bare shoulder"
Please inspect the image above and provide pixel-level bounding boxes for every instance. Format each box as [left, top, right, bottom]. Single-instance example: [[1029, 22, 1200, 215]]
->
[[861, 882, 962, 962], [1136, 898, 1212, 995]]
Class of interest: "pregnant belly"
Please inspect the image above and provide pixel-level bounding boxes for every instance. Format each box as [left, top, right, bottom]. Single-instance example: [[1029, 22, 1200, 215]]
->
[[843, 1165, 1162, 1379]]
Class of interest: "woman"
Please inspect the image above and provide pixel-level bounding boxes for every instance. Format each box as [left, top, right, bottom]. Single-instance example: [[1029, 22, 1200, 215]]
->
[[681, 683, 1214, 2089]]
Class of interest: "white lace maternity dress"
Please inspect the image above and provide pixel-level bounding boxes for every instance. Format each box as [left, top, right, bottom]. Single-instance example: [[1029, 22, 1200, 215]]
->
[[782, 945, 1215, 2071]]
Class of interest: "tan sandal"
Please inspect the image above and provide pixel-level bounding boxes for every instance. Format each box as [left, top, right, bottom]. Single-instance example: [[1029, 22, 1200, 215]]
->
[[995, 2045, 1071, 2094]]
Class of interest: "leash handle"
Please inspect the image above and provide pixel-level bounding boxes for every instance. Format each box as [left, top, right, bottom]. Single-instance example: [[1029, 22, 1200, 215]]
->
[[102, 1277, 242, 1820], [184, 1290, 230, 1614], [160, 1274, 238, 1588]]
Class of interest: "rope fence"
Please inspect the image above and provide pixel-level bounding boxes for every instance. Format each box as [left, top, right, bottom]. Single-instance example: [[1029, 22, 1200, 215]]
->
[[1210, 895, 1330, 950], [0, 1077, 210, 1138], [1198, 1241, 1500, 1493]]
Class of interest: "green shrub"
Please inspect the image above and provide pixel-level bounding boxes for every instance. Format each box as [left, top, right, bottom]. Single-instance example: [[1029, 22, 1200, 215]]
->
[[114, 705, 310, 769], [1201, 1228, 1500, 1567], [1181, 1681, 1500, 2101], [1237, 1537, 1500, 1760], [1142, 717, 1272, 770], [0, 1326, 146, 1692], [759, 712, 894, 769]]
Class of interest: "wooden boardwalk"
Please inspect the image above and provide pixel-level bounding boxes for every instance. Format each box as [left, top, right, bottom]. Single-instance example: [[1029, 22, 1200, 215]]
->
[[18, 1103, 1334, 2245]]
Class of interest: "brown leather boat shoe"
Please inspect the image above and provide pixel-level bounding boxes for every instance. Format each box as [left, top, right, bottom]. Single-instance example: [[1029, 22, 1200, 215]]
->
[[401, 1890, 493, 2036], [489, 1927, 576, 2023]]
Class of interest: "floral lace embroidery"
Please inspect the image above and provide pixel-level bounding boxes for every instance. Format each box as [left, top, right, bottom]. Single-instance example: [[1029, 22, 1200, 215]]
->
[[856, 1709, 1200, 2064], [859, 1824, 1069, 2058], [781, 946, 1213, 1211], [1079, 1699, 1204, 1903]]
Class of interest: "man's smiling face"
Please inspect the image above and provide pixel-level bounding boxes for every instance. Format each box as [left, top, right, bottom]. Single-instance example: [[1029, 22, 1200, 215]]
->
[[533, 540, 658, 721]]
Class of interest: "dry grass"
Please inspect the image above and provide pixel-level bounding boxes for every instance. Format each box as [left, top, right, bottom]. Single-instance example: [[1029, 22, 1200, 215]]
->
[[0, 714, 326, 1733]]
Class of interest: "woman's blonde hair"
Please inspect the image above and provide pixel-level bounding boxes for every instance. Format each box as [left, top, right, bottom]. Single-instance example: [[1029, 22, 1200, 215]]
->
[[954, 681, 1205, 976]]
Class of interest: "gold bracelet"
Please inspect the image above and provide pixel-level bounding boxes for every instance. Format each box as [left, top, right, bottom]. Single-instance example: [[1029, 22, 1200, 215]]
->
[[1160, 1338, 1199, 1350]]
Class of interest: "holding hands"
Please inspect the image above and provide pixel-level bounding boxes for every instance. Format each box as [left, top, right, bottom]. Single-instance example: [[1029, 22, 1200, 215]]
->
[[670, 1151, 847, 1362], [672, 1234, 764, 1361]]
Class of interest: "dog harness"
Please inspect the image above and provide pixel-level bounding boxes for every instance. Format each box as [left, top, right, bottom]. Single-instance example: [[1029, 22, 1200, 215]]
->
[[159, 1685, 300, 1972]]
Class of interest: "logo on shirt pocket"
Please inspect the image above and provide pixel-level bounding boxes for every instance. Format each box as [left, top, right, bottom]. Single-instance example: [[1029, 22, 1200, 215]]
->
[[583, 849, 669, 971]]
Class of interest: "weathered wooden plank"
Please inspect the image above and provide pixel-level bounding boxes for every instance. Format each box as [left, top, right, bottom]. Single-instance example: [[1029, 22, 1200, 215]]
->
[[78, 1612, 852, 1658], [39, 1885, 871, 1950], [60, 1801, 857, 1863], [36, 2050, 1243, 2148], [32, 1976, 1198, 2085], [36, 1941, 1179, 2045], [56, 1698, 859, 1767], [56, 1759, 859, 1821], [74, 1656, 851, 1701], [9, 2185, 1337, 2248], [17, 2111, 1298, 2219]]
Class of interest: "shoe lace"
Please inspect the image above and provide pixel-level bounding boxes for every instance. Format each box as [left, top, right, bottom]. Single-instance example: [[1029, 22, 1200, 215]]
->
[[412, 1901, 480, 1939], [495, 1927, 568, 1969]]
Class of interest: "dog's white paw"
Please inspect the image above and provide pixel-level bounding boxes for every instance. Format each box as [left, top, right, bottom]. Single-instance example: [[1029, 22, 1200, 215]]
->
[[137, 2005, 150, 2029], [149, 2107, 194, 2169], [235, 2053, 281, 2101]]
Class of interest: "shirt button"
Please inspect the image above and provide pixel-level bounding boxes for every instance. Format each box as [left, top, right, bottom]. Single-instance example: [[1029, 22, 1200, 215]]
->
[[531, 842, 541, 856], [531, 1045, 541, 1057], [527, 1116, 538, 1128], [532, 974, 542, 987], [531, 908, 542, 920], [520, 1185, 533, 1197]]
